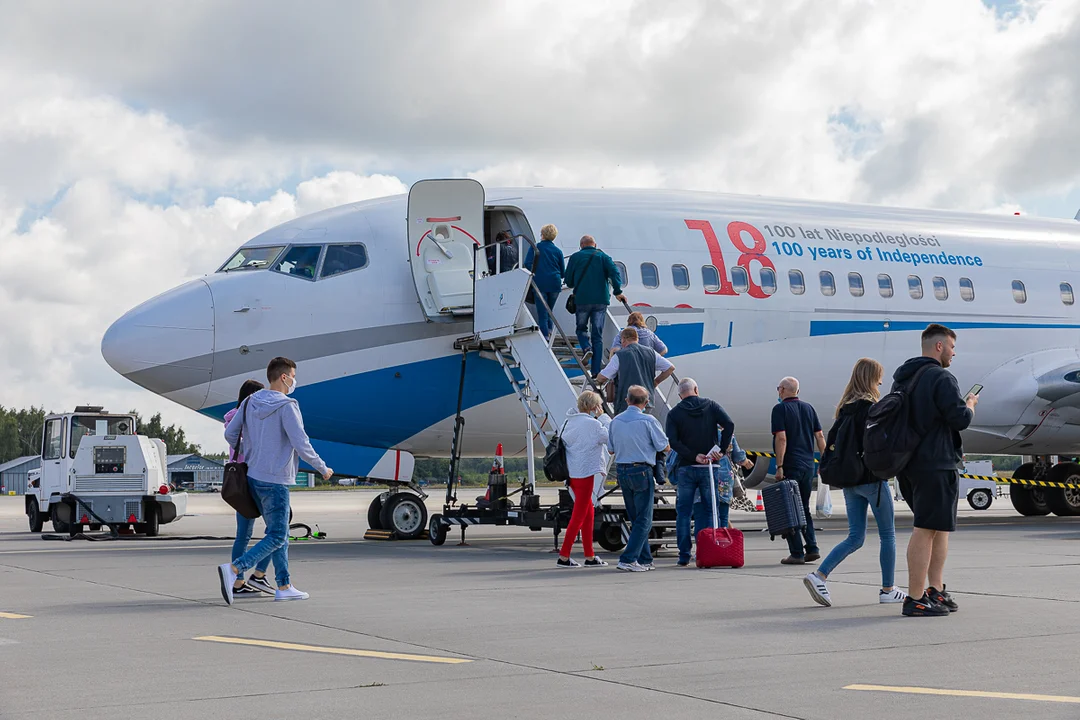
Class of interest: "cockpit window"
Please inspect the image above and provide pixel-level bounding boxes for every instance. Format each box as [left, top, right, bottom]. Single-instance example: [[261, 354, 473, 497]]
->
[[320, 244, 369, 279], [70, 416, 134, 458], [220, 246, 285, 272], [273, 246, 323, 280]]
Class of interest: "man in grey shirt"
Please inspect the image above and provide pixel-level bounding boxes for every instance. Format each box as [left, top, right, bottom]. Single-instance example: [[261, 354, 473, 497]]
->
[[608, 385, 670, 572], [218, 356, 333, 605]]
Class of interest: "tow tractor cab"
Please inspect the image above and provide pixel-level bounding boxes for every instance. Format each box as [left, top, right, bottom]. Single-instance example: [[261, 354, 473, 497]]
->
[[24, 406, 187, 536]]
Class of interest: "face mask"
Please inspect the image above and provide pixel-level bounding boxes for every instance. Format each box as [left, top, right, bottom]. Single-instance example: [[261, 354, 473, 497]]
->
[[284, 376, 296, 396]]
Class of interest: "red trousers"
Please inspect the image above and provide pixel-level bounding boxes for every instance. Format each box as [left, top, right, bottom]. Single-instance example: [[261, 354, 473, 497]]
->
[[560, 477, 596, 558]]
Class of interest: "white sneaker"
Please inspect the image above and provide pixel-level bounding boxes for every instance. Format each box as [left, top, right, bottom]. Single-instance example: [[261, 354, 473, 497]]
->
[[616, 561, 647, 572], [640, 563, 655, 571], [217, 563, 238, 606], [879, 587, 908, 604], [275, 586, 310, 601], [803, 572, 831, 607]]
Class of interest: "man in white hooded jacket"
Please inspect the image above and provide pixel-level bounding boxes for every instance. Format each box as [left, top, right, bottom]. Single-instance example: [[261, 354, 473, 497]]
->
[[218, 357, 333, 605]]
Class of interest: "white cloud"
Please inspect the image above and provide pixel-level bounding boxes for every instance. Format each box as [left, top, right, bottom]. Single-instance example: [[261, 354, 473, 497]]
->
[[2, 1, 1080, 450]]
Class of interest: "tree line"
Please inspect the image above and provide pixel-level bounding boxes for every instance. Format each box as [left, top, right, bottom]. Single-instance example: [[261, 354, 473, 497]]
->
[[0, 406, 201, 465]]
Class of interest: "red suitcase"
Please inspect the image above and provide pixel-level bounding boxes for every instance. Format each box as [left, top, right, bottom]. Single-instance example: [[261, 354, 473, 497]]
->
[[696, 462, 745, 568]]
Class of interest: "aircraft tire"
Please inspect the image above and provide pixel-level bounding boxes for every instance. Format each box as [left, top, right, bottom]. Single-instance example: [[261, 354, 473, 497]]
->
[[380, 493, 427, 540], [1008, 463, 1051, 516], [1045, 462, 1080, 516], [429, 514, 447, 546], [367, 496, 384, 530], [27, 499, 43, 533], [597, 522, 625, 553]]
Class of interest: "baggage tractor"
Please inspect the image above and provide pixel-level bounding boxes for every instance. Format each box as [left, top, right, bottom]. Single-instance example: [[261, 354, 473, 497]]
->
[[696, 462, 744, 568], [762, 479, 806, 540]]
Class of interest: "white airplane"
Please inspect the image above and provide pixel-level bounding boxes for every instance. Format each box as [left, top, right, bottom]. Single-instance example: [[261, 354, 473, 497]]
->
[[103, 179, 1080, 532]]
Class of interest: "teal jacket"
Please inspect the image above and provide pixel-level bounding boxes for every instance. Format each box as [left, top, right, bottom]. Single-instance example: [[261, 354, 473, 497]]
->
[[564, 247, 623, 306]]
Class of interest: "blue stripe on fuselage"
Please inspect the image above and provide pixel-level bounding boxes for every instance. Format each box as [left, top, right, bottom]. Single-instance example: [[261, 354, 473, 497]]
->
[[809, 319, 1080, 336]]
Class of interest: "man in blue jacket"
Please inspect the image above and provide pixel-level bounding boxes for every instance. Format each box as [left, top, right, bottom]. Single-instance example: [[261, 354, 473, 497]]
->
[[564, 235, 626, 376], [523, 223, 565, 339]]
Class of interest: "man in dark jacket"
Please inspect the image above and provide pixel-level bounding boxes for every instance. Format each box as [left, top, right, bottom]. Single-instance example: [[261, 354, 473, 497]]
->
[[895, 323, 978, 617], [564, 235, 626, 376], [665, 377, 735, 567], [523, 223, 565, 339], [486, 231, 519, 275]]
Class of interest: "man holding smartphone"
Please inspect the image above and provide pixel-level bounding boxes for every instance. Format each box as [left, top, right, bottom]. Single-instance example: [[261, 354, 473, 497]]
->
[[892, 324, 978, 617]]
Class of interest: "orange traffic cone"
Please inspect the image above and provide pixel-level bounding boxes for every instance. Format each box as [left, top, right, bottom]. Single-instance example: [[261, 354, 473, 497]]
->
[[755, 491, 764, 512], [490, 443, 505, 475]]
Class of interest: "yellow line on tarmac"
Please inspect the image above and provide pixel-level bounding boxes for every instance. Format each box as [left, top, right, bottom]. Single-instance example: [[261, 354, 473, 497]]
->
[[846, 684, 1080, 705], [194, 636, 472, 665], [0, 612, 32, 619]]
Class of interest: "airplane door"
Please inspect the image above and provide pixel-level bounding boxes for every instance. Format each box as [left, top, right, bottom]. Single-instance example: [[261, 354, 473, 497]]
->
[[407, 179, 485, 319]]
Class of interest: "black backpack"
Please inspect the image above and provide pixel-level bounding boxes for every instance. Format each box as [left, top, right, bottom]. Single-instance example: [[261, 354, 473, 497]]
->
[[542, 421, 571, 483], [819, 410, 868, 488], [862, 364, 934, 479]]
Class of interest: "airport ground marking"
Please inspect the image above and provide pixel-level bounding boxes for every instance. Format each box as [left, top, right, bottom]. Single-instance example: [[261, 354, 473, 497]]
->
[[0, 611, 32, 619], [193, 635, 472, 664], [845, 684, 1080, 705]]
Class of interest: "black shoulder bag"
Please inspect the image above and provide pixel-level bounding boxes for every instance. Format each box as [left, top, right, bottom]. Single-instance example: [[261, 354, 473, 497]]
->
[[222, 399, 261, 519], [565, 252, 597, 314]]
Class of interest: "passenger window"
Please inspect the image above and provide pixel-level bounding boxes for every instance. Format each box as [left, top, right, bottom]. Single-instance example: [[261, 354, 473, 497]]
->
[[933, 276, 948, 301], [759, 267, 777, 295], [819, 270, 836, 297], [615, 261, 629, 287], [1062, 282, 1075, 306], [320, 244, 368, 279], [701, 265, 720, 293], [908, 275, 924, 300], [641, 262, 659, 289], [1012, 280, 1027, 304], [274, 245, 323, 280], [959, 277, 975, 302], [788, 269, 805, 295], [848, 272, 865, 297], [43, 419, 62, 460], [878, 274, 893, 298], [671, 264, 690, 290], [731, 266, 749, 294]]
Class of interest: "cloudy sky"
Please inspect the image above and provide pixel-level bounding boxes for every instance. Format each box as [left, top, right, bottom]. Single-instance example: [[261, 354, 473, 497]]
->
[[1, 0, 1078, 453]]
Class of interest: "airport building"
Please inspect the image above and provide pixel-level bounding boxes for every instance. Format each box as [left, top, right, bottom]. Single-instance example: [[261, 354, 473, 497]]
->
[[0, 456, 40, 495], [167, 454, 224, 491]]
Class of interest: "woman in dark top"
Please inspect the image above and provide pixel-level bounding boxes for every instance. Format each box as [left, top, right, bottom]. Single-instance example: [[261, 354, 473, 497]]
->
[[802, 358, 907, 607]]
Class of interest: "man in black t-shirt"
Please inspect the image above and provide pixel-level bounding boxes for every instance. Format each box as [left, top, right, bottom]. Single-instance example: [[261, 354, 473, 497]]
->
[[771, 376, 826, 565]]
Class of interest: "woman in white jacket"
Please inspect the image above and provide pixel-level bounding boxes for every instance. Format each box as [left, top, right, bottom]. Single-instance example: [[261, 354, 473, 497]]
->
[[558, 391, 611, 568]]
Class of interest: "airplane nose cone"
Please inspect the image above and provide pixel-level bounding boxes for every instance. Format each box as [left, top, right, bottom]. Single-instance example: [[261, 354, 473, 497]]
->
[[102, 279, 215, 407]]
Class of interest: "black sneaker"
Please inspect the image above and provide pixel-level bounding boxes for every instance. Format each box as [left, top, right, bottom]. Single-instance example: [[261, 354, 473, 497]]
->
[[247, 575, 275, 594], [927, 586, 958, 612], [902, 594, 950, 617], [583, 557, 608, 567], [556, 557, 582, 568], [232, 583, 262, 597]]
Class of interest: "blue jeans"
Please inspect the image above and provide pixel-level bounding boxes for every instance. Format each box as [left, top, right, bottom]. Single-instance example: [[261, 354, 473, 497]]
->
[[232, 512, 272, 579], [675, 465, 728, 564], [617, 464, 654, 566], [785, 467, 819, 558], [231, 478, 291, 587], [575, 303, 607, 376], [534, 290, 561, 339], [819, 483, 896, 588]]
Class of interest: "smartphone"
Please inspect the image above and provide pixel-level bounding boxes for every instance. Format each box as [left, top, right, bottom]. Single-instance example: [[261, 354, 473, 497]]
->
[[968, 384, 983, 397]]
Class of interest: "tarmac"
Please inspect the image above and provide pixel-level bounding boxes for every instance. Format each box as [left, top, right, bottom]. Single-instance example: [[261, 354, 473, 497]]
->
[[2, 488, 1080, 720]]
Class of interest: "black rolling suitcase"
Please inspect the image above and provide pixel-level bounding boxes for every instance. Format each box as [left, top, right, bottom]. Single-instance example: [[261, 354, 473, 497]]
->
[[762, 479, 806, 540]]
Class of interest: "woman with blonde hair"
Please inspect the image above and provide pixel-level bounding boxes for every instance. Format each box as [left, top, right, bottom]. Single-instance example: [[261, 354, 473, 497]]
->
[[803, 358, 907, 607], [557, 390, 610, 567], [524, 223, 565, 340], [609, 312, 667, 357]]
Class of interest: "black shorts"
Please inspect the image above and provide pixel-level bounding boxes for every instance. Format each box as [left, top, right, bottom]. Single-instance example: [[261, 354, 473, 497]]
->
[[898, 469, 959, 532]]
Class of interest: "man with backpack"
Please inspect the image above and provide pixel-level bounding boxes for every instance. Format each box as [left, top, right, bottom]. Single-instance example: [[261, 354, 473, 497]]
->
[[884, 324, 977, 617]]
